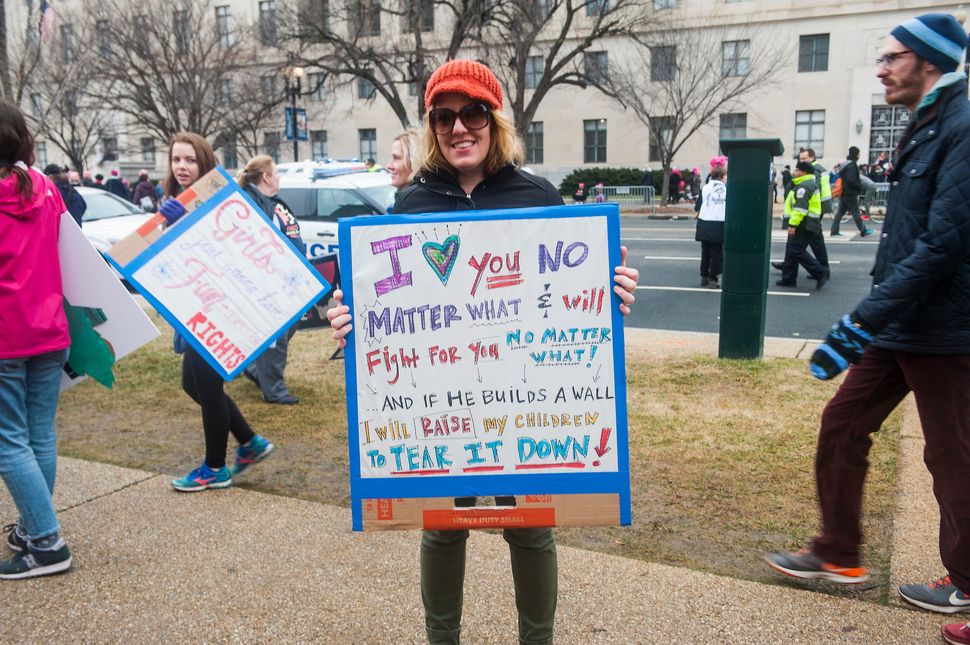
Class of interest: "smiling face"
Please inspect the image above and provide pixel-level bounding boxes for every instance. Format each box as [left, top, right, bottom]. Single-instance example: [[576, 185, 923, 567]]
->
[[433, 92, 491, 188], [170, 142, 201, 189], [877, 36, 938, 112], [387, 139, 410, 189]]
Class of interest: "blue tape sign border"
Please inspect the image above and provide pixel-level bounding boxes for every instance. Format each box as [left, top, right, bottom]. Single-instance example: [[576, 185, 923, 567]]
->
[[108, 166, 330, 381], [339, 203, 630, 530]]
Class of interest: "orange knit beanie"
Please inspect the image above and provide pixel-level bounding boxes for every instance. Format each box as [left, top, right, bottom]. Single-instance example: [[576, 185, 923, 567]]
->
[[424, 60, 503, 111]]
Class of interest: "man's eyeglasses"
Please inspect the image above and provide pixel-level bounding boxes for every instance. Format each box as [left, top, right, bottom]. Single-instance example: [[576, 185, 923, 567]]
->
[[428, 103, 491, 135], [876, 50, 913, 68]]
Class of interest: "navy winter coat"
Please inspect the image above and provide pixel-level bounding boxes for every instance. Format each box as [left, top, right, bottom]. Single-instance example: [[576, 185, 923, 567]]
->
[[854, 80, 970, 353]]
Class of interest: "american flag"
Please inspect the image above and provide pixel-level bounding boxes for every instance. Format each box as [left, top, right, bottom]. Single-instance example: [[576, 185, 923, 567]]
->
[[39, 0, 55, 44]]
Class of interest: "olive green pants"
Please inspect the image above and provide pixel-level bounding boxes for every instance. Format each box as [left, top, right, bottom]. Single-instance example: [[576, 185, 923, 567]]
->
[[421, 527, 557, 644]]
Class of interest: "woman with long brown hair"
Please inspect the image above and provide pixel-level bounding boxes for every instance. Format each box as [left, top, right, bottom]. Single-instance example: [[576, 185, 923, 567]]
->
[[159, 133, 276, 492]]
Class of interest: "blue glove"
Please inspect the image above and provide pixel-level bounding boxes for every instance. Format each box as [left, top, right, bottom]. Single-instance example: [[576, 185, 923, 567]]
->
[[159, 198, 187, 226], [810, 313, 873, 380]]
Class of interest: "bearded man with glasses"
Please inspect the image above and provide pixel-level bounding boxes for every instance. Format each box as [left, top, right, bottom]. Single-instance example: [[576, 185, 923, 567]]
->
[[764, 13, 970, 645]]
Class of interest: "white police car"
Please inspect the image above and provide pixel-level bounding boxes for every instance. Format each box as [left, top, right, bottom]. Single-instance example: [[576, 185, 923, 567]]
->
[[276, 161, 395, 259]]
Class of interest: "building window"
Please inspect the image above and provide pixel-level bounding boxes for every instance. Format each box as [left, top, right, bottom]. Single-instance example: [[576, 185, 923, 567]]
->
[[652, 0, 676, 8], [263, 131, 281, 163], [311, 130, 328, 159], [408, 0, 434, 32], [358, 76, 376, 99], [525, 56, 543, 90], [63, 90, 78, 118], [101, 136, 119, 162], [140, 137, 156, 163], [408, 82, 418, 96], [217, 79, 232, 107], [794, 110, 825, 159], [30, 93, 42, 118], [358, 0, 381, 36], [798, 34, 829, 73], [261, 74, 277, 99], [359, 128, 377, 161], [537, 0, 553, 19], [719, 113, 747, 140], [36, 142, 48, 167], [586, 0, 609, 16], [307, 0, 330, 34], [61, 25, 76, 64], [216, 134, 238, 169], [259, 1, 277, 46], [308, 73, 325, 101], [584, 51, 608, 84], [651, 45, 676, 82], [96, 20, 111, 60], [526, 122, 543, 165], [173, 10, 190, 53], [649, 116, 673, 162], [583, 119, 607, 163], [869, 105, 909, 164], [216, 6, 232, 49], [722, 39, 750, 77]]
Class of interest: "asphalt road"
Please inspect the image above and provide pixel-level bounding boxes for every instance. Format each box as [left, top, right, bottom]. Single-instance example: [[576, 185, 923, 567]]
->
[[620, 212, 882, 339]]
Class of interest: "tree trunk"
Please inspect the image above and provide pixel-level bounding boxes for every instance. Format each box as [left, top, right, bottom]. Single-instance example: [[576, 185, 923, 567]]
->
[[0, 0, 12, 100], [660, 162, 671, 204]]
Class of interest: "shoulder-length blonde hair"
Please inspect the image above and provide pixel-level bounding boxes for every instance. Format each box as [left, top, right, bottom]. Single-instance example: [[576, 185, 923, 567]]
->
[[393, 128, 421, 183], [163, 132, 218, 198], [237, 155, 275, 189], [418, 106, 524, 178]]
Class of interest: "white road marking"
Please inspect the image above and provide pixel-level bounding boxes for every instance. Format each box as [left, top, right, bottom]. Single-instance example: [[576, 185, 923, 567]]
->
[[635, 286, 811, 297], [643, 256, 841, 264]]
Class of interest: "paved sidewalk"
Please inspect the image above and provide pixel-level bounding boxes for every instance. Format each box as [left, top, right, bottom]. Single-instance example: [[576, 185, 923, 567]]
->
[[0, 331, 951, 644]]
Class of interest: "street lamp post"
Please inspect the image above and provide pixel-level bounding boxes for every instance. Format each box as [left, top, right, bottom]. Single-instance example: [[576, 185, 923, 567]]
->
[[283, 65, 304, 162]]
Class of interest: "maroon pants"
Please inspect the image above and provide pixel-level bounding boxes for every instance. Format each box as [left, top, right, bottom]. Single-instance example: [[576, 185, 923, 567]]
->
[[811, 345, 970, 593]]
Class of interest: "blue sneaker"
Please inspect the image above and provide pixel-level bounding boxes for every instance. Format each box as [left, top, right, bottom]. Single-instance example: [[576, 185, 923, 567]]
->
[[3, 524, 27, 553], [171, 462, 232, 492], [0, 539, 71, 579], [899, 575, 970, 614], [231, 435, 275, 476]]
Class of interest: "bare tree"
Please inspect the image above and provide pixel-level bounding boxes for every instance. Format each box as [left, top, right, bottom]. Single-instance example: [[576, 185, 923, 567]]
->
[[599, 25, 788, 202], [85, 0, 281, 144], [281, 0, 493, 128], [482, 0, 651, 141]]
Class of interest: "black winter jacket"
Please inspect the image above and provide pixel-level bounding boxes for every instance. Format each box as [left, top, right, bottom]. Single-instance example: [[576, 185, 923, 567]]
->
[[839, 159, 861, 197], [392, 165, 564, 213], [854, 80, 970, 353]]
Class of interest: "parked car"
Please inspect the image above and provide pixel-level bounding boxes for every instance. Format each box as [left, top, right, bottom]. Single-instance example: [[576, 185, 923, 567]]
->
[[78, 186, 153, 257], [277, 166, 396, 259]]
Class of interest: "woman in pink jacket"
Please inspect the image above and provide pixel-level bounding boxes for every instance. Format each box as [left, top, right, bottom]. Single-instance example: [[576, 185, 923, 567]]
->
[[0, 100, 73, 579]]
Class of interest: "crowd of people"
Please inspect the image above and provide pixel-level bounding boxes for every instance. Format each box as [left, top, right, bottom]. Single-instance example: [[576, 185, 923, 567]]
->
[[2, 11, 970, 645]]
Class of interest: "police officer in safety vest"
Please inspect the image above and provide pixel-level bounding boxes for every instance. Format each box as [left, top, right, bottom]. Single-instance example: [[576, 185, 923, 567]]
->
[[798, 148, 831, 269], [777, 160, 830, 289]]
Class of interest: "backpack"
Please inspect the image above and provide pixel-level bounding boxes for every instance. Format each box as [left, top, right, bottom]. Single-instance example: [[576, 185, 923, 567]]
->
[[832, 177, 843, 198]]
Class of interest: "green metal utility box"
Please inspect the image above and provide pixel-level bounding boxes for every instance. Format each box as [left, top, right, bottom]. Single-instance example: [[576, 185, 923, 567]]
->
[[718, 138, 785, 359]]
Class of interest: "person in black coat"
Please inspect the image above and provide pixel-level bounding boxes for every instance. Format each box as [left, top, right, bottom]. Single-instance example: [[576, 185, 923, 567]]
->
[[830, 146, 871, 236], [43, 164, 86, 227], [766, 14, 970, 631], [327, 59, 639, 645]]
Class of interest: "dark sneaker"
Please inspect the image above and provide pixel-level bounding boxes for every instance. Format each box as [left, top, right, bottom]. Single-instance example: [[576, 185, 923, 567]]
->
[[0, 541, 71, 579], [708, 278, 720, 289], [3, 524, 26, 553], [771, 261, 785, 270], [171, 462, 232, 492], [775, 280, 797, 287], [942, 623, 970, 645], [899, 575, 970, 614], [231, 435, 276, 476], [700, 277, 709, 287], [765, 548, 870, 584], [266, 394, 299, 405]]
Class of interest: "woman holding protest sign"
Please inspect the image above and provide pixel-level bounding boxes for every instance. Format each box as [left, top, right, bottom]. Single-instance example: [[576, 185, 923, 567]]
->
[[0, 100, 74, 579], [237, 155, 305, 406], [158, 133, 276, 492], [327, 60, 639, 644]]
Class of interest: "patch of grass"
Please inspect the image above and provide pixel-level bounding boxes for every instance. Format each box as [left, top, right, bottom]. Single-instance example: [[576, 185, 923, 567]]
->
[[56, 313, 901, 595]]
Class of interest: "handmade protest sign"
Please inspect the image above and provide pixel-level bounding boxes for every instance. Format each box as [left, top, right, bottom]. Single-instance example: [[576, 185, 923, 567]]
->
[[340, 204, 629, 531], [106, 167, 329, 380], [58, 213, 160, 391]]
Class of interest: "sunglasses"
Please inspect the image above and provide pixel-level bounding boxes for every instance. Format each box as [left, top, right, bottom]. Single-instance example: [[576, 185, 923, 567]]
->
[[429, 103, 490, 135]]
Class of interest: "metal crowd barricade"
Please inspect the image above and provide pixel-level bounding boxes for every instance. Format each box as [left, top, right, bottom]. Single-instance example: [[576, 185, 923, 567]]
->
[[594, 185, 656, 215], [867, 182, 891, 222]]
